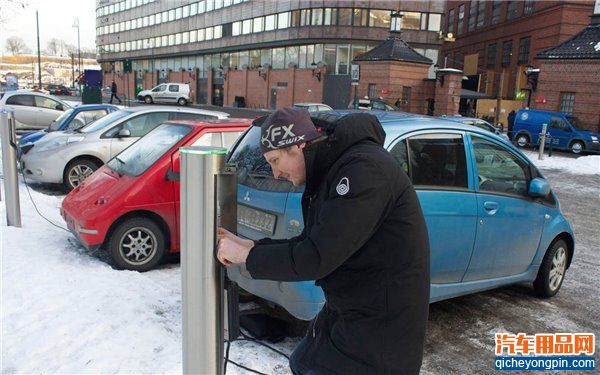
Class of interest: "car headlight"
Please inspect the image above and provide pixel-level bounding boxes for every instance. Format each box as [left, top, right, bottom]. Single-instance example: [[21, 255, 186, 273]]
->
[[591, 136, 598, 143]]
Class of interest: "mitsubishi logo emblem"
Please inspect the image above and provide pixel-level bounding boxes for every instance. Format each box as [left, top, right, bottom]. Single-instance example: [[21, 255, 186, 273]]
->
[[243, 192, 251, 202]]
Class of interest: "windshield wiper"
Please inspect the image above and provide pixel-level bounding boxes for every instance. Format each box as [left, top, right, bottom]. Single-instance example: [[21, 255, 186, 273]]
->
[[115, 156, 126, 165]]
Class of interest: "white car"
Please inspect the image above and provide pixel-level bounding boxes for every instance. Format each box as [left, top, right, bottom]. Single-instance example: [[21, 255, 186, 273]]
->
[[20, 106, 229, 190], [293, 102, 333, 113], [0, 91, 72, 130], [137, 83, 191, 106]]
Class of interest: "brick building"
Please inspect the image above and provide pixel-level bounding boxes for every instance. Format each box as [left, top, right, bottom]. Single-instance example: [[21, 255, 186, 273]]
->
[[96, 0, 446, 109], [440, 0, 594, 103], [532, 11, 600, 132]]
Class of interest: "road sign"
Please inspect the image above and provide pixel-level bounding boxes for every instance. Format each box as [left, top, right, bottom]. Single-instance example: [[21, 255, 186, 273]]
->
[[351, 64, 360, 84]]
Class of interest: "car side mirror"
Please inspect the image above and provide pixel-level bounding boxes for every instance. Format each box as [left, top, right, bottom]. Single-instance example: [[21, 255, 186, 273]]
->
[[56, 104, 64, 111], [165, 168, 180, 182], [118, 129, 131, 138], [528, 177, 550, 198]]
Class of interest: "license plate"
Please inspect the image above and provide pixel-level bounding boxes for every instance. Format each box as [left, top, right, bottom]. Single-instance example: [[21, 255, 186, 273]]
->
[[237, 205, 276, 235]]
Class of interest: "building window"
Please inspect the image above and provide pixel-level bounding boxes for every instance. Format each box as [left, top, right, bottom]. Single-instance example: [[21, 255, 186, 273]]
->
[[468, 0, 477, 32], [278, 11, 290, 29], [232, 21, 241, 36], [242, 19, 252, 34], [502, 40, 512, 67], [428, 14, 442, 32], [457, 4, 465, 35], [300, 9, 311, 26], [560, 93, 575, 114], [312, 8, 323, 25], [492, 0, 502, 24], [338, 8, 352, 25], [402, 11, 421, 30], [447, 9, 455, 34], [324, 8, 337, 25], [353, 8, 367, 26], [253, 17, 264, 33], [369, 9, 391, 28], [518, 37, 530, 64], [368, 84, 377, 98], [402, 86, 411, 105], [524, 0, 535, 15], [272, 47, 285, 69], [265, 14, 276, 31], [487, 43, 497, 68], [476, 1, 486, 28], [506, 1, 517, 20]]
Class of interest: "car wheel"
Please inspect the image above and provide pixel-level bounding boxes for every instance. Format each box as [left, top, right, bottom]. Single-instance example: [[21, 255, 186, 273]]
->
[[108, 217, 166, 272], [63, 159, 100, 191], [516, 134, 529, 148], [533, 239, 569, 298], [569, 141, 584, 154], [144, 95, 153, 104], [177, 98, 187, 106]]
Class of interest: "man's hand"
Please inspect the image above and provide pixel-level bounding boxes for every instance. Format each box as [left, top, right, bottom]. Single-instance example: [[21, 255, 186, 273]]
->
[[216, 227, 255, 266]]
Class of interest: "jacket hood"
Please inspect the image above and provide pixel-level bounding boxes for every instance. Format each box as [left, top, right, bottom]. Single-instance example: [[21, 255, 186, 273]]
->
[[304, 113, 386, 193]]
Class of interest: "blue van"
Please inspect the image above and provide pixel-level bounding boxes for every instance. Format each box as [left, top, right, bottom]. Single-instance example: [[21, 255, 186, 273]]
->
[[513, 109, 600, 154]]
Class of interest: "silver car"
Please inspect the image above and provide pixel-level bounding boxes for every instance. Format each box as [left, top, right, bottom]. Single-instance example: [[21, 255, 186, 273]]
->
[[21, 106, 229, 190], [0, 91, 72, 130], [137, 83, 191, 106]]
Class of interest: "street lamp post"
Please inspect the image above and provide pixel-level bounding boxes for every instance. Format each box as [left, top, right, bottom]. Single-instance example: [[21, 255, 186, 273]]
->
[[73, 18, 81, 96]]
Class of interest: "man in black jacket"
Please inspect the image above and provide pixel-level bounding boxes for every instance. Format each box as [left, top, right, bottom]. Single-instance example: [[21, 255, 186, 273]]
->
[[217, 107, 430, 374], [110, 80, 122, 104]]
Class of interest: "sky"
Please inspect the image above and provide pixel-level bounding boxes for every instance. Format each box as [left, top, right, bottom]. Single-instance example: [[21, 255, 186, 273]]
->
[[1, 0, 96, 55]]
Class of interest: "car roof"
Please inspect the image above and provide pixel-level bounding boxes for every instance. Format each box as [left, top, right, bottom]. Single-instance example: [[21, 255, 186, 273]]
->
[[72, 104, 118, 110], [122, 105, 229, 118], [442, 116, 491, 124], [518, 108, 572, 116], [164, 117, 252, 128], [294, 102, 329, 106]]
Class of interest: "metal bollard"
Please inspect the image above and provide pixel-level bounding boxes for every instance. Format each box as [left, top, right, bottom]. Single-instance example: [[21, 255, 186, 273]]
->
[[538, 123, 547, 160], [181, 146, 236, 375], [0, 110, 22, 227]]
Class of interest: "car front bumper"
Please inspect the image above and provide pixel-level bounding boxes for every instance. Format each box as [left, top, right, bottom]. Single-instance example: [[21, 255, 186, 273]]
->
[[61, 207, 103, 250], [584, 141, 600, 153], [21, 149, 67, 184]]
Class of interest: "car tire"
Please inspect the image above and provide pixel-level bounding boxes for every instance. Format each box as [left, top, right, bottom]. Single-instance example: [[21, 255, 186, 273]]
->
[[569, 141, 584, 154], [533, 239, 569, 298], [144, 95, 153, 104], [516, 134, 530, 148], [177, 98, 187, 106], [63, 159, 100, 191], [108, 217, 166, 272]]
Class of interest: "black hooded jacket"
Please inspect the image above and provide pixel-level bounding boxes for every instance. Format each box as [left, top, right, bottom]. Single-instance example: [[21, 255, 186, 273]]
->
[[246, 113, 430, 374]]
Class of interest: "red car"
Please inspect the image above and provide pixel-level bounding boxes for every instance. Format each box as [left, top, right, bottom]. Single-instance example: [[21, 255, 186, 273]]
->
[[61, 118, 251, 271]]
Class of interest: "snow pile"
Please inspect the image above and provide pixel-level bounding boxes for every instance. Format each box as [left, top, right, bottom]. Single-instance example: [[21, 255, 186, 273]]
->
[[523, 151, 600, 175], [0, 178, 294, 374]]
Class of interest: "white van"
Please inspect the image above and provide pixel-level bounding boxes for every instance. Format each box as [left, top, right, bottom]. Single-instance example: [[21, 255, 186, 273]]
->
[[137, 83, 191, 106]]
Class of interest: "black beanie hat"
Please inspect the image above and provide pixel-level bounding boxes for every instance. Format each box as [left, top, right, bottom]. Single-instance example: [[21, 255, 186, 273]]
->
[[260, 106, 321, 154]]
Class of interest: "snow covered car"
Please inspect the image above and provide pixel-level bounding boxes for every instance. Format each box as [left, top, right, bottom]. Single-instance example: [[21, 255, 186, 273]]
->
[[0, 91, 72, 130], [441, 115, 510, 143], [225, 111, 575, 321], [20, 106, 229, 191], [61, 118, 251, 271]]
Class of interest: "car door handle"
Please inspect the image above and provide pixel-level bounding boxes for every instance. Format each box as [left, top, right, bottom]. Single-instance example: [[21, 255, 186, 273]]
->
[[484, 201, 499, 215]]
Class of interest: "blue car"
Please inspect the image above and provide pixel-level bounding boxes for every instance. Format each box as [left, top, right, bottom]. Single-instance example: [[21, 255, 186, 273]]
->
[[513, 109, 600, 154], [226, 110, 575, 321], [18, 104, 119, 149]]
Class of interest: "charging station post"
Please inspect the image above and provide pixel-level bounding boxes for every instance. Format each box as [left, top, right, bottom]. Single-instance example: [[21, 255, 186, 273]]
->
[[0, 110, 22, 227]]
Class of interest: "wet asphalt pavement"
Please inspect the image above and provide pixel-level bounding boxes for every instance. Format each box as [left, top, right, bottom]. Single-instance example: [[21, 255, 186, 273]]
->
[[421, 169, 599, 374]]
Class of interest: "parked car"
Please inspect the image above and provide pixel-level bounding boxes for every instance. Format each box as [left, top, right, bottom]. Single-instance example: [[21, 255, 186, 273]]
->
[[21, 106, 229, 190], [60, 118, 251, 271], [137, 83, 191, 106], [442, 115, 510, 142], [347, 97, 399, 111], [18, 104, 120, 152], [513, 109, 600, 154], [0, 91, 72, 130], [224, 110, 574, 321], [293, 102, 333, 113]]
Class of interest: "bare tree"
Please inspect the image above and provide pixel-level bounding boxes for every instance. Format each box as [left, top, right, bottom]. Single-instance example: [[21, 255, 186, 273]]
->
[[46, 38, 60, 56], [5, 36, 29, 55]]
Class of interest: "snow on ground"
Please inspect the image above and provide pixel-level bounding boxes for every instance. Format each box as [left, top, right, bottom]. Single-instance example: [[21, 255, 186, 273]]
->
[[0, 147, 597, 374]]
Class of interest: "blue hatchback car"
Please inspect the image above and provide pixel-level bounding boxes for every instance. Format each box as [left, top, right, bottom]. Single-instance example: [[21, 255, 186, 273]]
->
[[18, 104, 119, 150], [226, 111, 575, 321]]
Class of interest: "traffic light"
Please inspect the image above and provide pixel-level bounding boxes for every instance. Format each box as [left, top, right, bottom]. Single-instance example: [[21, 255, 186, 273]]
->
[[124, 59, 132, 73]]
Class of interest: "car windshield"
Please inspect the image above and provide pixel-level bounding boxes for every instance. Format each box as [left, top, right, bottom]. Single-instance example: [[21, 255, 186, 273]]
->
[[566, 116, 586, 131], [49, 109, 75, 131], [80, 110, 131, 133], [106, 124, 192, 176]]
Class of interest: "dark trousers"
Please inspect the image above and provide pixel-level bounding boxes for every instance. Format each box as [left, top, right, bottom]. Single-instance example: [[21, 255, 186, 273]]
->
[[290, 335, 318, 375], [110, 92, 122, 103]]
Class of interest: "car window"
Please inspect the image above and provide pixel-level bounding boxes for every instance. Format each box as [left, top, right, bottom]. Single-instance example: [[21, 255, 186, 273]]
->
[[223, 131, 243, 148], [472, 136, 529, 197], [169, 112, 218, 121], [35, 96, 63, 110], [318, 105, 330, 112], [566, 115, 586, 131], [5, 94, 35, 107], [80, 110, 132, 133], [309, 106, 318, 113], [118, 112, 171, 137], [406, 133, 468, 188], [49, 108, 75, 131], [168, 84, 179, 92], [152, 85, 166, 92], [228, 125, 301, 192], [67, 109, 108, 130], [372, 101, 385, 110], [550, 117, 571, 132], [191, 132, 222, 147], [107, 124, 192, 176], [389, 139, 409, 175]]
